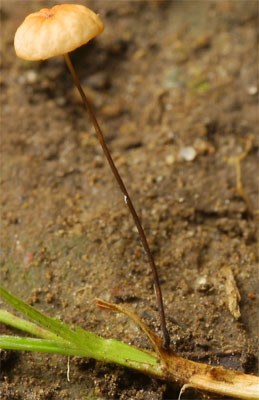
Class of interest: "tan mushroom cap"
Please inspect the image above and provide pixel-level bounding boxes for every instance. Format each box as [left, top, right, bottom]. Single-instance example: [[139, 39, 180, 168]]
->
[[14, 4, 104, 61]]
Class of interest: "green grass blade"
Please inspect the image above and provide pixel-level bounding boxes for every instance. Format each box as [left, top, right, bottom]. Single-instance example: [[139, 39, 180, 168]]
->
[[71, 325, 160, 367], [0, 333, 162, 377], [0, 310, 63, 341], [0, 285, 84, 345], [0, 286, 163, 378], [0, 336, 87, 356]]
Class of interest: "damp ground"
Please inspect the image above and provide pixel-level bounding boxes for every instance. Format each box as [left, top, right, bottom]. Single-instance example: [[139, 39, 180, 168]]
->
[[0, 1, 258, 399]]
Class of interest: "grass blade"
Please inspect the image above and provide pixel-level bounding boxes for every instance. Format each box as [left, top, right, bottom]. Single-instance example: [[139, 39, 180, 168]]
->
[[0, 310, 63, 341], [0, 285, 163, 377], [0, 336, 85, 356], [0, 285, 86, 345]]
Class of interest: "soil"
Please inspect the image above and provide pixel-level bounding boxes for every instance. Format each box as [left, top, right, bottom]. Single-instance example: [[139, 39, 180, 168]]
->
[[0, 1, 258, 399]]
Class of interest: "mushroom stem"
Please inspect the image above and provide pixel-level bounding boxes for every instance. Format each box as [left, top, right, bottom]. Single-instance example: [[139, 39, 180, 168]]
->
[[64, 53, 170, 348]]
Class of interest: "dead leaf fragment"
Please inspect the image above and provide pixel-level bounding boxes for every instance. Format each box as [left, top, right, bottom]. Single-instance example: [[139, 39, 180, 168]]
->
[[221, 266, 241, 320]]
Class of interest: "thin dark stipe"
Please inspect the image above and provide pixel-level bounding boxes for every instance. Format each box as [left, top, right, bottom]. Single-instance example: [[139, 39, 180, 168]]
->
[[64, 53, 170, 348]]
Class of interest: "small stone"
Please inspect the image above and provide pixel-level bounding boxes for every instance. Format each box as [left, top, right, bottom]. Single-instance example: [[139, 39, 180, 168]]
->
[[165, 154, 175, 165], [247, 86, 257, 96], [195, 276, 210, 292], [180, 146, 197, 161], [93, 155, 103, 168], [25, 70, 38, 84]]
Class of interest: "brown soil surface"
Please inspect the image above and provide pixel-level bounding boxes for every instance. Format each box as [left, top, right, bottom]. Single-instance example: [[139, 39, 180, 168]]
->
[[0, 1, 258, 399]]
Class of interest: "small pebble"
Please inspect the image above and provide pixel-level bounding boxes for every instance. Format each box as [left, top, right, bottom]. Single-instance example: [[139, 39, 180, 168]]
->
[[195, 276, 210, 292], [165, 154, 175, 165], [25, 70, 38, 84], [180, 146, 197, 161], [247, 85, 257, 96]]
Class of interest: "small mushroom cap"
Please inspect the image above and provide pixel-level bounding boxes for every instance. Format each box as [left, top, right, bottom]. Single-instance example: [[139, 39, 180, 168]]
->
[[14, 4, 104, 61]]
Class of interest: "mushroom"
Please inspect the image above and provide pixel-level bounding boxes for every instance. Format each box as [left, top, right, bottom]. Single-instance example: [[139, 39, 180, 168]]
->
[[14, 4, 170, 348]]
